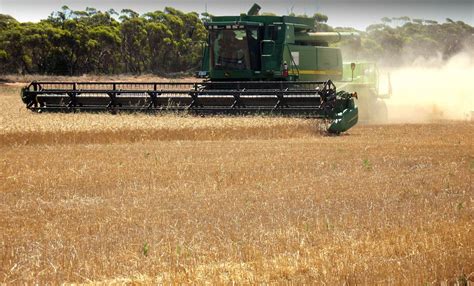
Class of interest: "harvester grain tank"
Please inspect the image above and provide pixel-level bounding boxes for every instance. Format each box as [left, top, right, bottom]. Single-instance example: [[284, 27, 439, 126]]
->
[[20, 4, 359, 133]]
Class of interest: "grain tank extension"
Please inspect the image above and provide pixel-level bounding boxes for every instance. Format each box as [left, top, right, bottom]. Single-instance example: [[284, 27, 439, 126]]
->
[[21, 4, 359, 134]]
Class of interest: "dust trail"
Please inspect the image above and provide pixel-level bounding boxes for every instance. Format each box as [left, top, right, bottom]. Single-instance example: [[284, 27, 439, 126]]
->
[[384, 52, 474, 123]]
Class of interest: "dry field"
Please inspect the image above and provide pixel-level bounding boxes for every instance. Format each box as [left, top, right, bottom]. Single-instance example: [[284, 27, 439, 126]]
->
[[0, 81, 473, 284]]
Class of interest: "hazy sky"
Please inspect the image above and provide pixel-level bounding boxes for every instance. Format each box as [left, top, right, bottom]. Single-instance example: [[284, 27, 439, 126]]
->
[[0, 0, 473, 30]]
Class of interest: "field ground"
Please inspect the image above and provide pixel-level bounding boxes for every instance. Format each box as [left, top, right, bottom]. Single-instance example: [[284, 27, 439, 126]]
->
[[0, 83, 473, 284]]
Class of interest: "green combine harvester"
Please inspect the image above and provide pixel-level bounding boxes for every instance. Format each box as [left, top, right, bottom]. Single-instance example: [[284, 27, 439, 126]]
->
[[21, 4, 361, 134], [340, 62, 391, 123]]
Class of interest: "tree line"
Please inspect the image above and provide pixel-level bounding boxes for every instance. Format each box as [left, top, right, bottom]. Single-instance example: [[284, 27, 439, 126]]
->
[[0, 7, 472, 75], [333, 17, 474, 65], [0, 6, 206, 75]]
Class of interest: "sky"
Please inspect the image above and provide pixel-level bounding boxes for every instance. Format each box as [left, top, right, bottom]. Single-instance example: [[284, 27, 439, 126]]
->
[[0, 0, 473, 30]]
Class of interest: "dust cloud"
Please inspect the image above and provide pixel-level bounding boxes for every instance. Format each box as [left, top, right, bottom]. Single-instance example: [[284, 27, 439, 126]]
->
[[382, 52, 474, 123]]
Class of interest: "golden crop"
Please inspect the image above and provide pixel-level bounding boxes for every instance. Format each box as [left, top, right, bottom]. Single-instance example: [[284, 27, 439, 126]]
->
[[0, 82, 473, 284]]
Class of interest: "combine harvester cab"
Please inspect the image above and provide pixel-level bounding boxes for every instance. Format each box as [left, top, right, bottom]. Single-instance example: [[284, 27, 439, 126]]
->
[[21, 4, 359, 134]]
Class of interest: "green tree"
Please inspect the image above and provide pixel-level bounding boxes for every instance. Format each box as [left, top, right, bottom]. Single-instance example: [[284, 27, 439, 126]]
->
[[120, 16, 147, 73], [313, 13, 328, 23]]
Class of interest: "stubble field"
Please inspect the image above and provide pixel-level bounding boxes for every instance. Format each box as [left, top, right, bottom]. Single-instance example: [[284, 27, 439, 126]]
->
[[0, 81, 473, 284]]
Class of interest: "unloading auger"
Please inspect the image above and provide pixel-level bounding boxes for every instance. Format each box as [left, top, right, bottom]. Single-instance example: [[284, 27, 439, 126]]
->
[[20, 4, 359, 134]]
